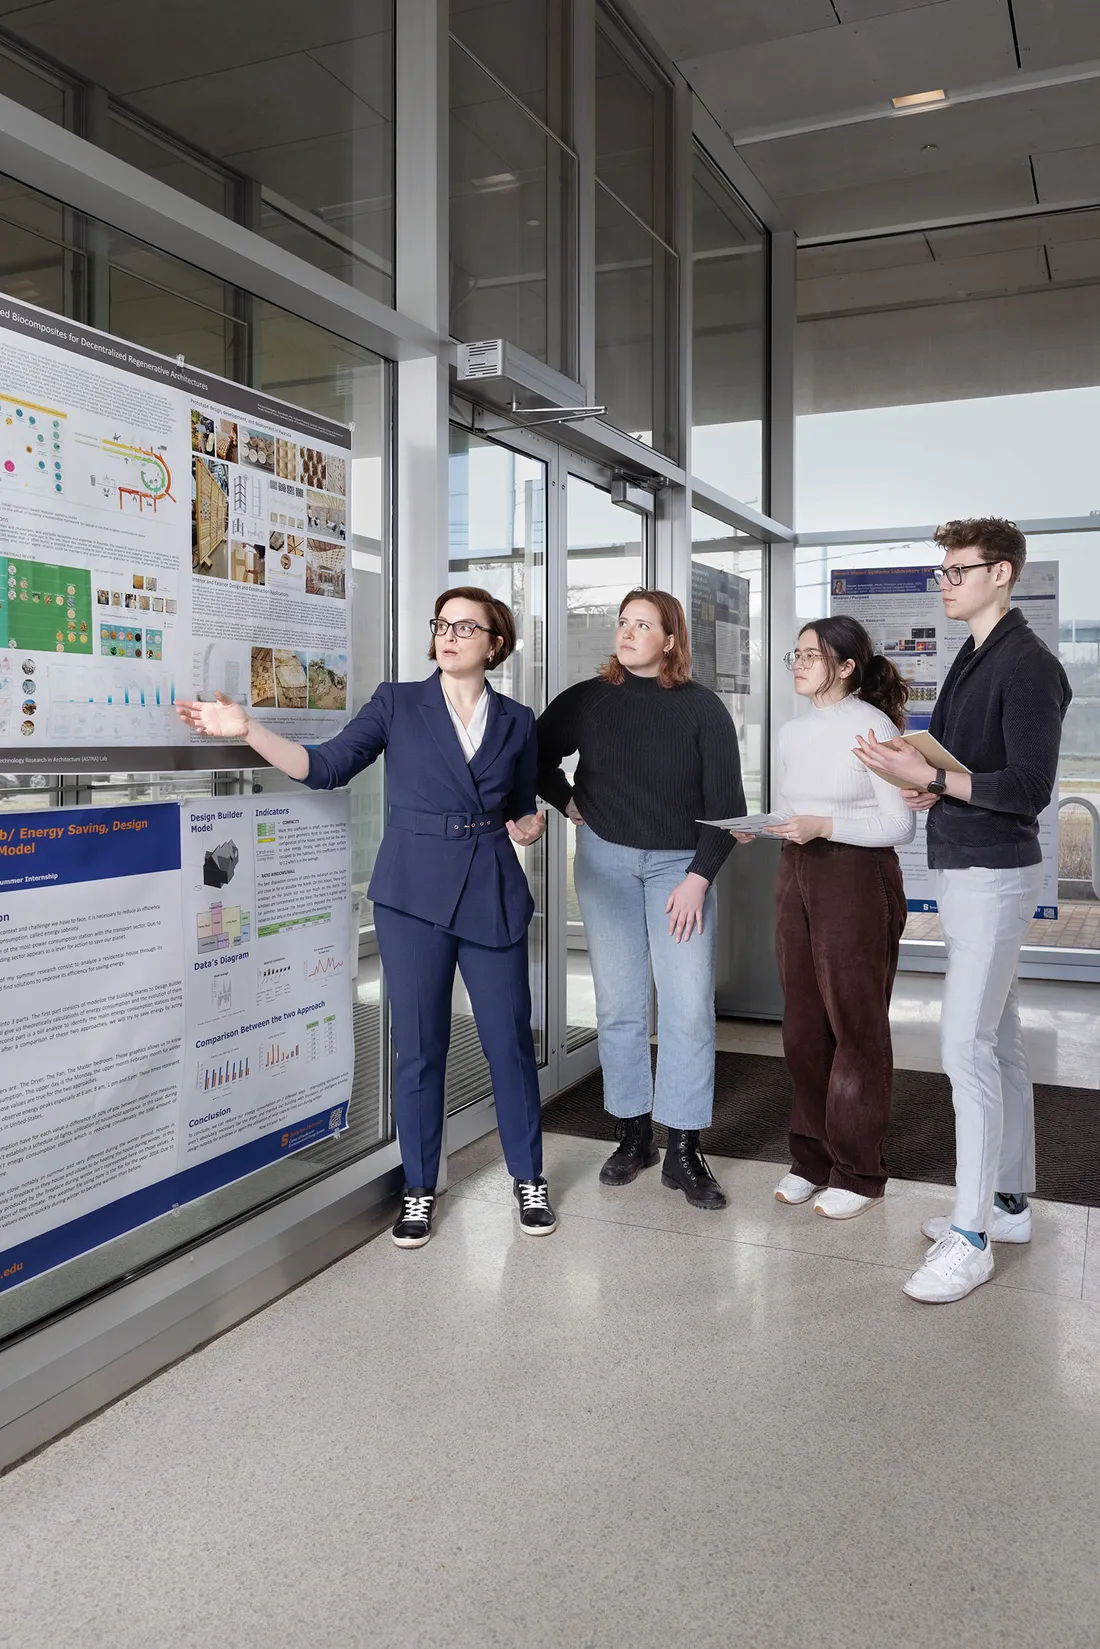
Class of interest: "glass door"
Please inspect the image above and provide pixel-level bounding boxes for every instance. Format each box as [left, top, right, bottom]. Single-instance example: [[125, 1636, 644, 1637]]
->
[[557, 465, 649, 1077], [444, 427, 551, 1152]]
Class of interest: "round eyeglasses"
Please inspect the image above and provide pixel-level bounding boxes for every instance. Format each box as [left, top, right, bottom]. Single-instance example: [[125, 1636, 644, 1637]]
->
[[430, 616, 493, 640], [783, 648, 822, 670]]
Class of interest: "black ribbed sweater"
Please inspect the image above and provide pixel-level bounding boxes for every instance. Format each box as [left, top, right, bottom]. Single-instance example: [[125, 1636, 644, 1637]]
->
[[535, 670, 745, 884]]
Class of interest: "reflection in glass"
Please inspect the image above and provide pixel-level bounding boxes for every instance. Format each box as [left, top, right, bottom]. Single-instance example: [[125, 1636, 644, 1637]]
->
[[594, 25, 669, 239], [0, 41, 67, 124], [565, 477, 644, 1049], [690, 511, 765, 811], [449, 0, 566, 137], [692, 154, 766, 507], [595, 183, 676, 454], [447, 429, 548, 1103], [450, 41, 573, 370]]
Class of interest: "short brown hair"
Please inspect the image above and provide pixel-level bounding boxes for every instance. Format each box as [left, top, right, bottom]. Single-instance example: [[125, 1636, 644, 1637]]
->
[[934, 518, 1026, 587], [428, 585, 516, 665], [599, 588, 692, 689]]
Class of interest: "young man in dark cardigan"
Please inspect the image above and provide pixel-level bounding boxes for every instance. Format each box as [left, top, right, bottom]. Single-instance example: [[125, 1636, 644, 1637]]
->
[[855, 519, 1071, 1304]]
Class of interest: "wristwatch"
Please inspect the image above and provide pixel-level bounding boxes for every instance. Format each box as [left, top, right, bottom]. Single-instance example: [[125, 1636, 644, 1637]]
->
[[927, 768, 948, 798]]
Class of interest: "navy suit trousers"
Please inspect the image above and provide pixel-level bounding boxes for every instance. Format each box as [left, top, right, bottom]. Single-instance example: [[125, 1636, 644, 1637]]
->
[[374, 903, 543, 1190]]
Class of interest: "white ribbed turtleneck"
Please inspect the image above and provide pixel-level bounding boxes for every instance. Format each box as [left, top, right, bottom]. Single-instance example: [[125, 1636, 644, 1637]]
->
[[775, 696, 916, 848]]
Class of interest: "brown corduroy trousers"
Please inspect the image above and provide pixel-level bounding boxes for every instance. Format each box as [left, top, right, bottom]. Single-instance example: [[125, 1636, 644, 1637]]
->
[[774, 840, 907, 1197]]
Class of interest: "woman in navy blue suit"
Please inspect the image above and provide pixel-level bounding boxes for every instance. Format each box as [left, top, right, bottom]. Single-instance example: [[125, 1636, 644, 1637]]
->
[[175, 586, 555, 1250]]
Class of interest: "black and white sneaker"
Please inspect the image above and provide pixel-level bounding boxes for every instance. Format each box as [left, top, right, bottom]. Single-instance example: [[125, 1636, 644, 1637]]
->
[[391, 1188, 436, 1249], [513, 1176, 557, 1236]]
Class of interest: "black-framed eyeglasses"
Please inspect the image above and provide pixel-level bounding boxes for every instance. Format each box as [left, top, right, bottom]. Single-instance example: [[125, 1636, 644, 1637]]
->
[[933, 562, 995, 587], [430, 617, 493, 639]]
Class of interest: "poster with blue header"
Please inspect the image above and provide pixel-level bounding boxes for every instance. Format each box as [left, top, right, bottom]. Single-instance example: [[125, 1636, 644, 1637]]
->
[[829, 561, 1060, 918], [0, 791, 353, 1300]]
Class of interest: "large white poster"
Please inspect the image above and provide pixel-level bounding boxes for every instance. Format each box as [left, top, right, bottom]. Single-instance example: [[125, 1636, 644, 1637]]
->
[[0, 295, 351, 770], [0, 793, 352, 1297], [830, 562, 1060, 918]]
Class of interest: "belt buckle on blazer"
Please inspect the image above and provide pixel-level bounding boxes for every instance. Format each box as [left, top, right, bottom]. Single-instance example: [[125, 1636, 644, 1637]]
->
[[446, 812, 473, 837]]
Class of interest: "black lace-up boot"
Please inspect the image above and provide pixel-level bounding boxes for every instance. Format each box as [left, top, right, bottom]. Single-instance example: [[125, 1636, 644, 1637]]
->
[[599, 1113, 660, 1186], [513, 1176, 558, 1235], [661, 1129, 727, 1210], [391, 1188, 436, 1248]]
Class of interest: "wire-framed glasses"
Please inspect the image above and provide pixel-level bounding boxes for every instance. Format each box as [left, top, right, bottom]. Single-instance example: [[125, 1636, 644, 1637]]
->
[[783, 648, 822, 670]]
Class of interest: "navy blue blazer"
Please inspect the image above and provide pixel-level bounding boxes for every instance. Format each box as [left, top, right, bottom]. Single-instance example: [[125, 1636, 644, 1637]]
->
[[303, 671, 537, 947]]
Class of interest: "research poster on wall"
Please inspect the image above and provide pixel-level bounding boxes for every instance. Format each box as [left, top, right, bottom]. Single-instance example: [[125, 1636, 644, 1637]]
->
[[0, 294, 352, 770], [0, 792, 353, 1296], [691, 562, 752, 696], [830, 561, 1060, 917]]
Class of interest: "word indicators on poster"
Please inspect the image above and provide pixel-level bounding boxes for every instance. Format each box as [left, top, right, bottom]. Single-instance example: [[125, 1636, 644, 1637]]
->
[[0, 792, 353, 1298], [830, 562, 1059, 917], [0, 296, 352, 769]]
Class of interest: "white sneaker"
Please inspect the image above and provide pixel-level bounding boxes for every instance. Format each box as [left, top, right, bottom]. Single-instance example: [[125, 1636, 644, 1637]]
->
[[903, 1229, 994, 1303], [774, 1172, 825, 1205], [921, 1204, 1032, 1245], [814, 1188, 879, 1220]]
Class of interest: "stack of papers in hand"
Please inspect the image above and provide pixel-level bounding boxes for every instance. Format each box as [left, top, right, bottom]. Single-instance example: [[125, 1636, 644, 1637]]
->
[[696, 813, 784, 834]]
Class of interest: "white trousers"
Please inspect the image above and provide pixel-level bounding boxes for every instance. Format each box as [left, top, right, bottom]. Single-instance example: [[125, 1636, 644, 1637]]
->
[[936, 864, 1043, 1234]]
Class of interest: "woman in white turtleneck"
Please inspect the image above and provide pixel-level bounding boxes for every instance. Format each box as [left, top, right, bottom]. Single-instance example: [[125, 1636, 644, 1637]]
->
[[759, 617, 914, 1221]]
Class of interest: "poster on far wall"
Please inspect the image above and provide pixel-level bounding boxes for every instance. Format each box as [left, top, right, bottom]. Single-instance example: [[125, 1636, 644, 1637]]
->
[[691, 562, 751, 695], [0, 294, 351, 770], [830, 561, 1059, 918]]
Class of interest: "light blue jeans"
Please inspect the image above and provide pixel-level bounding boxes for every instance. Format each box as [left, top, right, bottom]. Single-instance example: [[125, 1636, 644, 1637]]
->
[[574, 825, 717, 1130]]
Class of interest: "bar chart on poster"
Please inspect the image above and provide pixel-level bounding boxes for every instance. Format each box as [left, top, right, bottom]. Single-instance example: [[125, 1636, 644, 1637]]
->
[[0, 297, 352, 768]]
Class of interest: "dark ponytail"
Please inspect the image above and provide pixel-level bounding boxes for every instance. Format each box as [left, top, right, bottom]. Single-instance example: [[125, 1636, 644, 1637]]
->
[[799, 616, 909, 731]]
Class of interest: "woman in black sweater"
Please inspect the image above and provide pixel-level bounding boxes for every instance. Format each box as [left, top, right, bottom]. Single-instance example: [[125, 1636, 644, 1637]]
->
[[537, 588, 745, 1208]]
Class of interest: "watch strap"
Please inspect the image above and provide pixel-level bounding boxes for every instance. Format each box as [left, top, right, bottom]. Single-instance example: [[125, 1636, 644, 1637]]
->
[[928, 768, 948, 796]]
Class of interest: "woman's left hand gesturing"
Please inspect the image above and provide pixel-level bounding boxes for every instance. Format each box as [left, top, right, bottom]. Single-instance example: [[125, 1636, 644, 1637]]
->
[[507, 811, 546, 847], [666, 872, 709, 942]]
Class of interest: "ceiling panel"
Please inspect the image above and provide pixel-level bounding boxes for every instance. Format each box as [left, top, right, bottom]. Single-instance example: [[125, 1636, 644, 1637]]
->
[[227, 126, 392, 212], [833, 0, 951, 15], [1047, 238, 1100, 280], [306, 37, 394, 124], [780, 157, 1035, 236], [1013, 0, 1100, 71], [746, 76, 1100, 200], [799, 245, 1049, 315], [0, 0, 389, 94], [799, 233, 933, 277], [623, 0, 836, 60], [927, 209, 1100, 257], [1033, 143, 1100, 202], [680, 0, 1017, 133]]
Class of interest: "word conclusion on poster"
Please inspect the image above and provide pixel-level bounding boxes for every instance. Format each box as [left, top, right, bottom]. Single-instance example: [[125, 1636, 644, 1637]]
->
[[0, 793, 353, 1296], [0, 296, 352, 769]]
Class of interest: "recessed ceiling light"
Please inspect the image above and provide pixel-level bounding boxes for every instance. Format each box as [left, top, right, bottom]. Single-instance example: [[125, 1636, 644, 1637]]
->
[[892, 89, 947, 108]]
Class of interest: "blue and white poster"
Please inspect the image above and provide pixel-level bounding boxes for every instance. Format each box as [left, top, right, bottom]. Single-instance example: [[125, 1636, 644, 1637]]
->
[[830, 561, 1060, 918], [0, 791, 352, 1295]]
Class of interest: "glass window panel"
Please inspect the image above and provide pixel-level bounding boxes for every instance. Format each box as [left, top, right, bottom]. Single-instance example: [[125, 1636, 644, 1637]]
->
[[449, 0, 566, 136], [103, 112, 235, 216], [447, 428, 548, 1101], [595, 182, 676, 455], [0, 223, 391, 1343], [594, 24, 669, 240], [450, 42, 574, 372], [564, 477, 644, 1050], [797, 209, 1100, 530], [690, 510, 765, 811], [0, 42, 67, 124], [0, 5, 395, 304], [692, 154, 767, 509], [798, 533, 1100, 956]]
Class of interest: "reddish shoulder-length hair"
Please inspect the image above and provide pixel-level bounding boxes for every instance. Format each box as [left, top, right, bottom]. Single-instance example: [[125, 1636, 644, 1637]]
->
[[598, 587, 692, 689]]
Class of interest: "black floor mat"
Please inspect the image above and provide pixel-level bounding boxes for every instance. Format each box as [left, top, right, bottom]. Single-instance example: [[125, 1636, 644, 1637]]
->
[[541, 1051, 1100, 1207]]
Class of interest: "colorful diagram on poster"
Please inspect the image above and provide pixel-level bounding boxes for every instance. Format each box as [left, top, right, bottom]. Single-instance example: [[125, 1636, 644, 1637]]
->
[[0, 393, 64, 496], [1, 559, 92, 652], [80, 434, 174, 515], [196, 901, 250, 952]]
